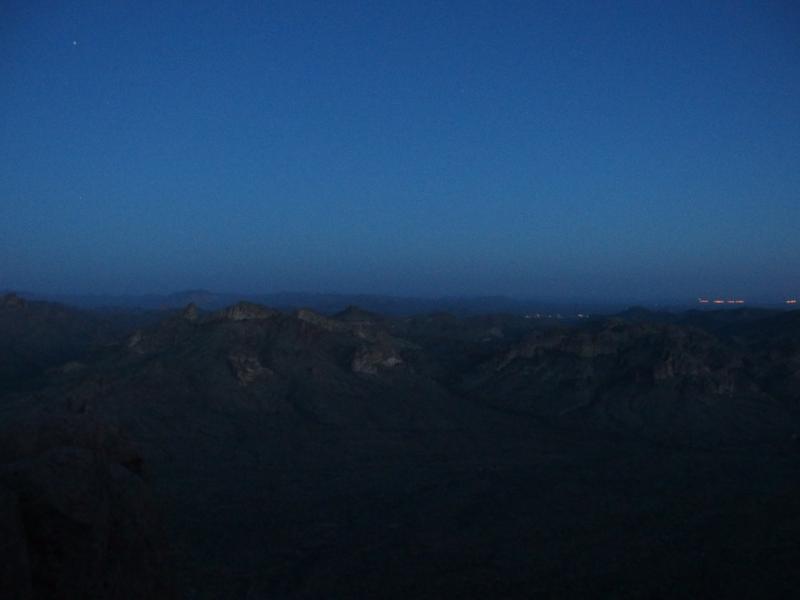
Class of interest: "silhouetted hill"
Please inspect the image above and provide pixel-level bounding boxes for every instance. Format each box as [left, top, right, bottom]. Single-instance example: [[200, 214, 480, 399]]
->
[[19, 289, 630, 316], [0, 293, 157, 393]]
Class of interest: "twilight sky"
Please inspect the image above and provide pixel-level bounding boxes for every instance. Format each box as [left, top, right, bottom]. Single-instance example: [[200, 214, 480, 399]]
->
[[1, 1, 798, 301]]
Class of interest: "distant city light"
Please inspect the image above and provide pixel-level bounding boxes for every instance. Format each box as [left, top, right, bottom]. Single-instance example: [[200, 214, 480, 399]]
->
[[699, 298, 745, 305], [787, 299, 798, 305]]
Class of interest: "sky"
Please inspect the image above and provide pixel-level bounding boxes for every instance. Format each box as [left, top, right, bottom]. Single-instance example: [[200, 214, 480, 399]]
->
[[1, 1, 798, 301]]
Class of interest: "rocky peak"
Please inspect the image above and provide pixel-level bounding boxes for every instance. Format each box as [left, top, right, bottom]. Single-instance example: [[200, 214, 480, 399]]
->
[[1, 293, 27, 309], [211, 302, 277, 322], [334, 305, 380, 324], [296, 308, 343, 332], [181, 303, 200, 321]]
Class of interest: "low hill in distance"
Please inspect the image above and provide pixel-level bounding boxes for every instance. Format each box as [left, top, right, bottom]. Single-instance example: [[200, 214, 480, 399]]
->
[[7, 289, 648, 316]]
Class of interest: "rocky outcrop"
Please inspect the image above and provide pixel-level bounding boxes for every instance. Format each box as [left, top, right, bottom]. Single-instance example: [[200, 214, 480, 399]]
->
[[0, 417, 174, 599], [126, 330, 145, 351], [1, 293, 27, 309], [296, 308, 344, 332], [351, 345, 404, 375], [494, 322, 745, 393], [180, 302, 200, 321], [228, 352, 274, 385], [211, 302, 277, 322], [465, 319, 777, 442]]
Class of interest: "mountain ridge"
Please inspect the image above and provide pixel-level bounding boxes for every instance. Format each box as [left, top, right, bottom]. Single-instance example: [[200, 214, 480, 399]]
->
[[3, 295, 800, 598]]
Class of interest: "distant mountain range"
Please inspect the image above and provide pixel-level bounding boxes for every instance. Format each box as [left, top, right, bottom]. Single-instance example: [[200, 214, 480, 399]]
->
[[4, 289, 794, 316], [2, 289, 640, 316]]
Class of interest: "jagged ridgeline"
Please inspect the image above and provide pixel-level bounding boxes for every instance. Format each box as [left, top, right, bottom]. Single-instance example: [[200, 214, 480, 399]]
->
[[2, 294, 800, 598]]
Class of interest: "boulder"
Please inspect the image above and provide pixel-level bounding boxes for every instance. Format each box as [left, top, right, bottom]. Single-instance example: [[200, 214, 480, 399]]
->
[[0, 417, 174, 599]]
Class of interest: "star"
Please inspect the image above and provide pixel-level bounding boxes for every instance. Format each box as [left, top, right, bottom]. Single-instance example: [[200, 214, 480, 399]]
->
[[72, 40, 78, 47]]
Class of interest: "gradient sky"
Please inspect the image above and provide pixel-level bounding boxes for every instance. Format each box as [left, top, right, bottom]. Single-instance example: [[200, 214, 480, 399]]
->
[[1, 1, 798, 301]]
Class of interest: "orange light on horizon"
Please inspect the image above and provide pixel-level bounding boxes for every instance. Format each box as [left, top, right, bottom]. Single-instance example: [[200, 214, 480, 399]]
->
[[701, 298, 745, 305]]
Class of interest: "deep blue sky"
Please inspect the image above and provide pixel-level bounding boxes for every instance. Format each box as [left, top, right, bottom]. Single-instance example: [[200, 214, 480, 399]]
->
[[2, 1, 798, 301]]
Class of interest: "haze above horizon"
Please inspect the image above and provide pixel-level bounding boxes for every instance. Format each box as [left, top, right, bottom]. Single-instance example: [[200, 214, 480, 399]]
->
[[2, 1, 798, 300]]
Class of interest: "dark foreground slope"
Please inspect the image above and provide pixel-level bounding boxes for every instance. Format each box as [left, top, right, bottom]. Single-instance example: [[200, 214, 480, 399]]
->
[[2, 298, 800, 598], [0, 415, 176, 599]]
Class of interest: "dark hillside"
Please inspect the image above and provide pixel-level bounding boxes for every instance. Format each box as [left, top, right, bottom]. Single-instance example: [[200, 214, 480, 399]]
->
[[0, 294, 158, 393], [2, 299, 800, 598]]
